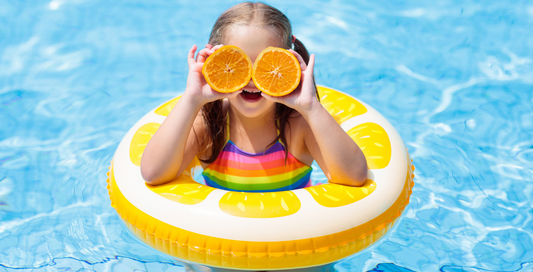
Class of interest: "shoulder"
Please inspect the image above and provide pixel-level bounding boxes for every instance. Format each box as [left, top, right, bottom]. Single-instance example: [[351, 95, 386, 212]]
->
[[285, 110, 314, 165], [192, 107, 206, 134], [287, 110, 311, 134], [285, 110, 312, 144]]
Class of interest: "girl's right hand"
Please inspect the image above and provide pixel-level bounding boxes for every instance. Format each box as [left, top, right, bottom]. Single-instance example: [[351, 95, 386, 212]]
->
[[185, 44, 240, 106]]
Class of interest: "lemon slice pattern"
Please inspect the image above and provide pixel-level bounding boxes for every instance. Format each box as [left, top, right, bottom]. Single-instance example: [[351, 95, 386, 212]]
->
[[128, 87, 388, 213], [154, 96, 181, 116], [319, 86, 367, 124], [219, 191, 301, 218], [129, 122, 215, 205], [147, 157, 214, 205], [147, 177, 215, 205], [347, 122, 391, 169], [129, 122, 161, 166], [111, 86, 414, 270], [305, 179, 376, 208]]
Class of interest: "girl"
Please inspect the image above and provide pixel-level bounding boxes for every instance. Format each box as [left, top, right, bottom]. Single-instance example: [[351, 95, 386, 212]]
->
[[140, 2, 367, 191]]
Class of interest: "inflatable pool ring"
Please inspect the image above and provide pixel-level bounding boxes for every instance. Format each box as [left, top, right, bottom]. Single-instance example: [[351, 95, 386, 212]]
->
[[106, 86, 414, 270]]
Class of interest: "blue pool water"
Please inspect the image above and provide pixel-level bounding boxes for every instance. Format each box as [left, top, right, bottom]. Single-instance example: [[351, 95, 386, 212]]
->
[[1, 0, 533, 271]]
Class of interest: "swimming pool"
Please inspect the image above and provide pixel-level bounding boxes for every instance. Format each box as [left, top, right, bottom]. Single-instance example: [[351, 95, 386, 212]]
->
[[1, 0, 532, 271]]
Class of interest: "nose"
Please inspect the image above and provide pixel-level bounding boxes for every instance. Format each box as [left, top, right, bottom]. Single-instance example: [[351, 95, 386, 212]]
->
[[244, 78, 256, 89]]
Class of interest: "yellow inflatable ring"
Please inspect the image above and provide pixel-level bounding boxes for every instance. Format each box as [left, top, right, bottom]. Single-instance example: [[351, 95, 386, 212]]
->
[[107, 86, 414, 270]]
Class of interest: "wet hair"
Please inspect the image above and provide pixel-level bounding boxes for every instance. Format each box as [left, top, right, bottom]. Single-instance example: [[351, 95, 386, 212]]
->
[[199, 1, 318, 163]]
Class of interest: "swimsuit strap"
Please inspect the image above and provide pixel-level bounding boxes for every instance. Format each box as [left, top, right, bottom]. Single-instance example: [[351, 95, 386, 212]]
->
[[225, 113, 230, 144], [203, 113, 312, 192]]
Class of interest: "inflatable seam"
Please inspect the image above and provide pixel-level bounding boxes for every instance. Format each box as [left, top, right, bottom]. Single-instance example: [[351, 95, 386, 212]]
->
[[106, 156, 414, 269]]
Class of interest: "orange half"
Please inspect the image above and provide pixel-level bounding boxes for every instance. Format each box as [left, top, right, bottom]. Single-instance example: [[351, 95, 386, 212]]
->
[[252, 47, 301, 97], [202, 45, 252, 93]]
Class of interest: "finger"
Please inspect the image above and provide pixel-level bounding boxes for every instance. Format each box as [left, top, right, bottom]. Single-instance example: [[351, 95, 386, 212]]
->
[[204, 44, 225, 60], [227, 90, 242, 99], [188, 45, 198, 67], [196, 48, 211, 63], [289, 49, 307, 71], [260, 92, 284, 105], [306, 54, 315, 76], [210, 44, 224, 54], [216, 90, 241, 100], [198, 44, 224, 63]]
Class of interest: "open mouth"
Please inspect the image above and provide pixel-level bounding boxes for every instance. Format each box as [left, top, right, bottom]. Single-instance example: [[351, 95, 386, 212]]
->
[[240, 89, 262, 101]]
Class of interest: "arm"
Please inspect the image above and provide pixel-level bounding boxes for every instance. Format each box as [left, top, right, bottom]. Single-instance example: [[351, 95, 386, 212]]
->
[[140, 95, 203, 185], [302, 102, 368, 186], [261, 53, 367, 186], [141, 44, 238, 185]]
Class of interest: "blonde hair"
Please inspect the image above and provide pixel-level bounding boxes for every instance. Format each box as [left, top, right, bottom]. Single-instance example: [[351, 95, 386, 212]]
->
[[209, 2, 292, 49], [199, 2, 316, 164]]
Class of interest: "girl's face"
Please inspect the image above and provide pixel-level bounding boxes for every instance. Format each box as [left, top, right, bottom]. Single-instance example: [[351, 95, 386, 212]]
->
[[224, 25, 285, 118]]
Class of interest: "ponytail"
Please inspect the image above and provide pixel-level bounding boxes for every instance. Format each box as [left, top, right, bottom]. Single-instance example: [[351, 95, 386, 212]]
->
[[292, 38, 309, 64]]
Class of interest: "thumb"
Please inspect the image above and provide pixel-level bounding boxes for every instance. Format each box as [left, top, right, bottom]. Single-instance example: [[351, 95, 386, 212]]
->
[[219, 90, 241, 100], [260, 92, 283, 104]]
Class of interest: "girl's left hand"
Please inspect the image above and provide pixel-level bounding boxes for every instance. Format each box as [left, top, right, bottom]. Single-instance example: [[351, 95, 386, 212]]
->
[[260, 50, 320, 115]]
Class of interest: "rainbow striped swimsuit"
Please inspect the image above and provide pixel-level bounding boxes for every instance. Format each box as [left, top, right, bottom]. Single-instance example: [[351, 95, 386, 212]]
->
[[202, 119, 312, 192]]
